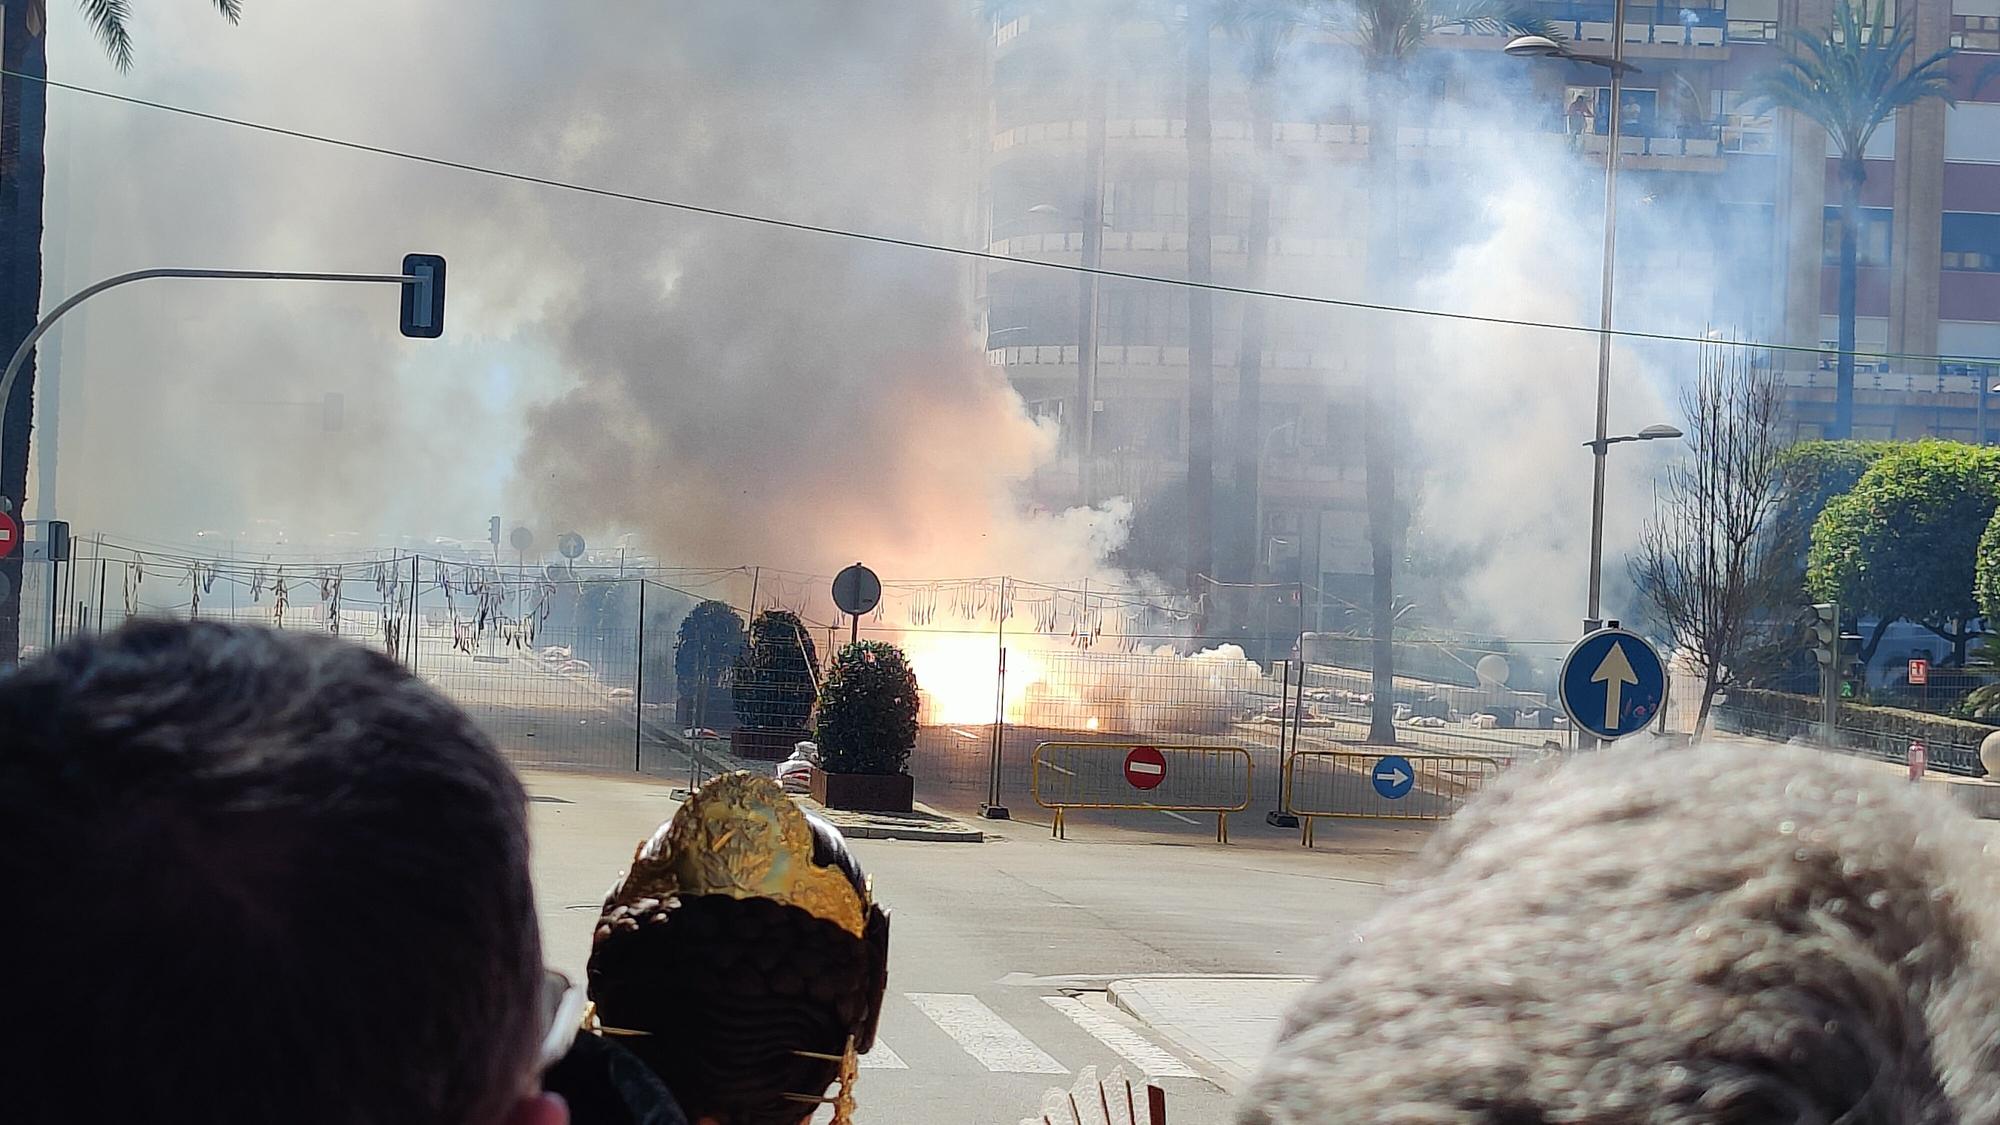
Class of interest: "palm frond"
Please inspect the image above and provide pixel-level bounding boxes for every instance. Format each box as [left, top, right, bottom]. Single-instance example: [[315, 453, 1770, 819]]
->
[[214, 0, 243, 22], [1427, 0, 1561, 40], [76, 0, 134, 71], [1745, 0, 1955, 163]]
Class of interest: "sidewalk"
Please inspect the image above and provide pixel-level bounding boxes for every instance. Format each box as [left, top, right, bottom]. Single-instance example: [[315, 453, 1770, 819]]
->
[[1107, 975, 1315, 1087]]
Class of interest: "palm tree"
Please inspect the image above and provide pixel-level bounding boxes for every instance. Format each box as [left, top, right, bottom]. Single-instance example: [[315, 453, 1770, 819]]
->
[[1221, 1, 1319, 608], [0, 0, 241, 663], [1343, 0, 1554, 742], [1749, 0, 1954, 441]]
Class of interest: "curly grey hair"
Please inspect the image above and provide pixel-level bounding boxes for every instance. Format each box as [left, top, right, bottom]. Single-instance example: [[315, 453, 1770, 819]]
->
[[1239, 743, 2000, 1124]]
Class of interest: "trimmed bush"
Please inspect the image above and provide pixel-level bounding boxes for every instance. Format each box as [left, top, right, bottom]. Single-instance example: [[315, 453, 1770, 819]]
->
[[674, 600, 744, 727], [1717, 685, 1997, 759], [814, 641, 919, 776], [731, 610, 819, 731]]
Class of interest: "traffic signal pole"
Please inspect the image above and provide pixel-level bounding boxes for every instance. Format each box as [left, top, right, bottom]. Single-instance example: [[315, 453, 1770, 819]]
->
[[1810, 602, 1841, 743], [0, 263, 439, 517]]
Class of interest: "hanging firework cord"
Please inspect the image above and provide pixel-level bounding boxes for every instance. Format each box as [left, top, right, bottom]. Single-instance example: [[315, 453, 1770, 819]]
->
[[187, 565, 202, 619], [271, 577, 290, 626], [327, 572, 343, 635]]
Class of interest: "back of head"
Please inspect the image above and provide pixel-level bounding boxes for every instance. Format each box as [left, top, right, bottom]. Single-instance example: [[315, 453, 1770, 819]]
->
[[583, 772, 890, 1125], [0, 621, 544, 1125], [1240, 744, 2000, 1124]]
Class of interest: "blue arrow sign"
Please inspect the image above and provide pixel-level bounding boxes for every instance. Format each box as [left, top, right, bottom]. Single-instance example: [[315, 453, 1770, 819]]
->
[[1558, 628, 1668, 740], [1372, 754, 1415, 800]]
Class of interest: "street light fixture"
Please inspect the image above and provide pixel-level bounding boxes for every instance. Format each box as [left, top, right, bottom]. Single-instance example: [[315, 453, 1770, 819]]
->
[[1506, 0, 1640, 635], [1586, 423, 1684, 452]]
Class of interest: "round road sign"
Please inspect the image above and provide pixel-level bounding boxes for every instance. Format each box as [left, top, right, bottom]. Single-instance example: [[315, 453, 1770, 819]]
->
[[1124, 745, 1167, 791], [0, 510, 16, 559], [509, 526, 535, 553], [1371, 755, 1415, 800], [831, 563, 882, 617], [558, 532, 586, 560]]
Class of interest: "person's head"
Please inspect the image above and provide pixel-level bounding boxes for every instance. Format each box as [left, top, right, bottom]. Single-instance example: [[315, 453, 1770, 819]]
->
[[0, 620, 562, 1125], [1240, 743, 2000, 1124], [584, 772, 890, 1125]]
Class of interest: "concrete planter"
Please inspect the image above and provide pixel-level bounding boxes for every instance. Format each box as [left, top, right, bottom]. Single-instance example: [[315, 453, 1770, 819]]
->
[[731, 725, 808, 761], [810, 766, 915, 813]]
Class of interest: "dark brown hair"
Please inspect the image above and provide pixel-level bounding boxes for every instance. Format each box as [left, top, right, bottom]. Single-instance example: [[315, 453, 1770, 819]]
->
[[588, 814, 889, 1125], [0, 620, 545, 1125]]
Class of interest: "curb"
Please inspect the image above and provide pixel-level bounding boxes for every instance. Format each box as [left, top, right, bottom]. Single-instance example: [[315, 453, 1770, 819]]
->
[[794, 797, 985, 843]]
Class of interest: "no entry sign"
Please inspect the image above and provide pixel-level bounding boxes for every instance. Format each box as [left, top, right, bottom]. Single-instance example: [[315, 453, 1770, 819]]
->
[[0, 511, 16, 559], [1124, 745, 1166, 791]]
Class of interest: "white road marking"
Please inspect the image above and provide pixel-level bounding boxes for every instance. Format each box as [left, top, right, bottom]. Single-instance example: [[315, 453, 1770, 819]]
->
[[858, 1040, 907, 1069], [907, 993, 1069, 1074], [1043, 762, 1076, 776], [1159, 810, 1198, 825], [1042, 996, 1201, 1078]]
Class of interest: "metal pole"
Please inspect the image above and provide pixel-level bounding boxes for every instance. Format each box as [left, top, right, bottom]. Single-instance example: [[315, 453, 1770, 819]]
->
[[1585, 0, 1628, 632], [409, 553, 421, 667], [984, 576, 1012, 820], [1981, 375, 1989, 444], [635, 580, 647, 773], [0, 268, 419, 492], [749, 566, 761, 616], [95, 550, 107, 634]]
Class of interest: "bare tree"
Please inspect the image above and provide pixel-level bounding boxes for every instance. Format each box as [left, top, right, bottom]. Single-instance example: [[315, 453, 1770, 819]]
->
[[1631, 345, 1787, 739]]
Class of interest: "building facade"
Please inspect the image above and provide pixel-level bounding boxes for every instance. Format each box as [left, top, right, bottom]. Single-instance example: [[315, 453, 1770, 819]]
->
[[980, 0, 2000, 610]]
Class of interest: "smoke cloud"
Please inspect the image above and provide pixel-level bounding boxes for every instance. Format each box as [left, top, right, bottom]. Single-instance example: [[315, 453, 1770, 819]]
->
[[33, 1, 1766, 642]]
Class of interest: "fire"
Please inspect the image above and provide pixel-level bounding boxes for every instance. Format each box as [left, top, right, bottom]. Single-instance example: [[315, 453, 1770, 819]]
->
[[1085, 716, 1100, 731], [901, 631, 1053, 725]]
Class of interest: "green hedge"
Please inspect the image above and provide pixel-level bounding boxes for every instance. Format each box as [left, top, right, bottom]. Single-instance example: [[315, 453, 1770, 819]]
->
[[1719, 686, 1998, 753]]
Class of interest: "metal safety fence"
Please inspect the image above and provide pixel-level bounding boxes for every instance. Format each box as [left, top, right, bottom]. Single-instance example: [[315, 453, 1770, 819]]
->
[[1284, 751, 1503, 846], [1031, 742, 1253, 841], [6, 536, 1580, 838]]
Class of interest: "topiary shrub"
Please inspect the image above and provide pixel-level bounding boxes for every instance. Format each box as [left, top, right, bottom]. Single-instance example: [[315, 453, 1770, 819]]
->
[[732, 609, 820, 732], [814, 641, 919, 776], [675, 601, 745, 728]]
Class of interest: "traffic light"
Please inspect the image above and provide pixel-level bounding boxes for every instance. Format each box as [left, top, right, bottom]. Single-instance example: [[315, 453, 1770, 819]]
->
[[399, 253, 446, 339], [1810, 602, 1839, 666], [488, 516, 502, 546], [1810, 602, 1841, 738]]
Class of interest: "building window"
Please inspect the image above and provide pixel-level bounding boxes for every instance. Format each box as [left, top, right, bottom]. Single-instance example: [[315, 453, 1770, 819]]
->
[[1823, 206, 1893, 267], [1954, 14, 2000, 50], [1096, 399, 1180, 454], [1714, 89, 1775, 153], [1943, 212, 2000, 272]]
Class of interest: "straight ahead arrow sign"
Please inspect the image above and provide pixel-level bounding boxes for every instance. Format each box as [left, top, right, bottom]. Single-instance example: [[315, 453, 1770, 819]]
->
[[1592, 639, 1639, 724]]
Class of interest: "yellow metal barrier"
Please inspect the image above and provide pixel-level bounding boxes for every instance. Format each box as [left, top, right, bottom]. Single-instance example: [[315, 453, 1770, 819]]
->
[[1030, 742, 1253, 842], [1284, 750, 1501, 846]]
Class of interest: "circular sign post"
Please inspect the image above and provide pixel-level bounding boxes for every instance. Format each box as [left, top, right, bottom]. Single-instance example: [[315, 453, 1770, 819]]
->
[[1557, 626, 1669, 742], [558, 532, 586, 560], [0, 510, 16, 560], [1124, 745, 1167, 791], [830, 563, 882, 646]]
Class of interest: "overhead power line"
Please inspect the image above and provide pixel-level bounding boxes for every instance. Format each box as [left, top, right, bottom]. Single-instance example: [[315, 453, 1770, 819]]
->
[[10, 68, 2000, 369]]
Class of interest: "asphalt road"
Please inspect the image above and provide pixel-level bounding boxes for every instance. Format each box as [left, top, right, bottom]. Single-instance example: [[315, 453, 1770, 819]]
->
[[526, 770, 1420, 1125]]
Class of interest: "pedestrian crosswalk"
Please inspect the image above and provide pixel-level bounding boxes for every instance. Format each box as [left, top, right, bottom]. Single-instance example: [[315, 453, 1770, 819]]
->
[[856, 990, 1204, 1082], [907, 993, 1069, 1074]]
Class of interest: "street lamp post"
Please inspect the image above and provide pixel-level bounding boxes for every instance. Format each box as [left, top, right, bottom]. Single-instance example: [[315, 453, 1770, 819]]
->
[[1979, 371, 2000, 444], [1507, 8, 1641, 633]]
